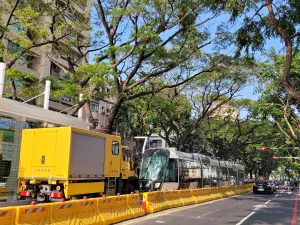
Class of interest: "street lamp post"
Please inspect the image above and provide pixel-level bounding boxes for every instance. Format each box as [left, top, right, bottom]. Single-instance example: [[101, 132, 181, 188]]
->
[[134, 136, 148, 154]]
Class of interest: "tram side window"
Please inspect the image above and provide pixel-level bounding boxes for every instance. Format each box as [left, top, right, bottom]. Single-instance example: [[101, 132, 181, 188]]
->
[[165, 159, 178, 182]]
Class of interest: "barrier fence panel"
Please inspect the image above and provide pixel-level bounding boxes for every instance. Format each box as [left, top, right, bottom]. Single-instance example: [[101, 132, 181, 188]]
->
[[126, 193, 145, 218], [179, 189, 196, 206], [201, 188, 214, 202], [0, 206, 16, 225], [50, 201, 77, 225], [16, 203, 52, 225], [171, 190, 183, 207], [97, 196, 115, 225], [114, 195, 133, 223], [163, 190, 174, 209], [210, 187, 222, 200], [156, 191, 168, 210], [4, 184, 254, 225], [76, 198, 103, 225], [142, 192, 160, 213]]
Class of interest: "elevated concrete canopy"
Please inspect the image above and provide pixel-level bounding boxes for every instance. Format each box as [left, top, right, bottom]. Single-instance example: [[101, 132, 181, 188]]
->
[[0, 97, 90, 129]]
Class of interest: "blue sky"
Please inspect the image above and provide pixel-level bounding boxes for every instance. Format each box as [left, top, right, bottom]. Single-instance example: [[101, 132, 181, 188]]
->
[[89, 7, 285, 102]]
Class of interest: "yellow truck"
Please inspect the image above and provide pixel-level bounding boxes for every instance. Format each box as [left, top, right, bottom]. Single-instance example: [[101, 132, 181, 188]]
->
[[18, 127, 139, 202]]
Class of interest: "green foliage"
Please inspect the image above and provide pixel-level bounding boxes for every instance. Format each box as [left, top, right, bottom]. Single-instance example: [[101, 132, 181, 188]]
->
[[5, 68, 39, 97]]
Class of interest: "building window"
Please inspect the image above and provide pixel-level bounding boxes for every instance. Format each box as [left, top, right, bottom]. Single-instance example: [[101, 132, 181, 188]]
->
[[112, 141, 119, 155], [150, 139, 162, 148], [10, 16, 23, 31], [7, 41, 25, 60], [90, 102, 99, 112], [50, 62, 61, 75], [26, 55, 37, 70]]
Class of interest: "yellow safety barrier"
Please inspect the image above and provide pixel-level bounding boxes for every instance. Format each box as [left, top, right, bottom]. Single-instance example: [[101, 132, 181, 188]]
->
[[201, 188, 214, 202], [191, 189, 204, 204], [126, 193, 145, 218], [230, 186, 238, 196], [171, 190, 183, 207], [0, 206, 16, 225], [76, 198, 103, 225], [16, 203, 51, 225], [163, 190, 173, 209], [142, 191, 160, 213], [247, 184, 252, 192], [210, 187, 222, 200], [114, 195, 133, 223], [219, 186, 234, 198], [164, 190, 182, 209], [97, 196, 115, 224], [9, 185, 255, 225], [50, 201, 77, 225], [156, 191, 168, 210], [179, 189, 196, 206]]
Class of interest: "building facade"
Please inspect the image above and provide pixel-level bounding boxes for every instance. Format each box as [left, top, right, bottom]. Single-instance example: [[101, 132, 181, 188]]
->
[[1, 0, 94, 119]]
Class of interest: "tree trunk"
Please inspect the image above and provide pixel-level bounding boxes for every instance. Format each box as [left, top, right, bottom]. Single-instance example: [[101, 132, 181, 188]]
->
[[84, 101, 96, 129], [249, 169, 253, 179], [106, 98, 123, 132], [281, 39, 300, 100]]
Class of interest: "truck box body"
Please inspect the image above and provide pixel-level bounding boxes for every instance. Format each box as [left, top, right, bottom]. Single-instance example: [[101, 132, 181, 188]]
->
[[18, 127, 120, 181]]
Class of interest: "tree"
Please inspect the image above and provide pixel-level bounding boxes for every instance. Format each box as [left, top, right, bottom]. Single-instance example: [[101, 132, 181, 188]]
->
[[0, 0, 90, 100], [250, 51, 300, 174], [188, 97, 285, 178], [230, 0, 300, 101], [156, 56, 249, 149], [59, 0, 236, 131]]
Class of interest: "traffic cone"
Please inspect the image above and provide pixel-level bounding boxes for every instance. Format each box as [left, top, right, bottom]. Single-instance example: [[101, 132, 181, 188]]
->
[[142, 197, 147, 213]]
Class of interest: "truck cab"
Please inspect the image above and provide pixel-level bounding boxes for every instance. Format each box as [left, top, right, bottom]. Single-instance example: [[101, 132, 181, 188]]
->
[[120, 146, 140, 194]]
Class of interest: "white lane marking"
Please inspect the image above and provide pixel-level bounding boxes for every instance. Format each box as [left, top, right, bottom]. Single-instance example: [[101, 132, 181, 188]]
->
[[196, 201, 242, 219], [265, 200, 271, 204], [197, 212, 212, 218], [156, 221, 165, 223], [252, 204, 267, 211], [281, 190, 283, 193], [288, 192, 292, 194], [236, 212, 256, 225], [275, 194, 278, 197]]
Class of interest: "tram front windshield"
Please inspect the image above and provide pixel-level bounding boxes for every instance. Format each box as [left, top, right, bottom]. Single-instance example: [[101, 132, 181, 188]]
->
[[139, 149, 169, 181]]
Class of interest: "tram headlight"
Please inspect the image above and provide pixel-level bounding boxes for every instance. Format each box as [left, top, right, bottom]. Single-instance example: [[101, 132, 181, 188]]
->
[[155, 183, 161, 188]]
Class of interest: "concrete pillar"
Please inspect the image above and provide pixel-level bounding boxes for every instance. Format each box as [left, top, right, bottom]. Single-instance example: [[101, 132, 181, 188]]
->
[[43, 80, 51, 109], [78, 93, 83, 119], [0, 62, 6, 97]]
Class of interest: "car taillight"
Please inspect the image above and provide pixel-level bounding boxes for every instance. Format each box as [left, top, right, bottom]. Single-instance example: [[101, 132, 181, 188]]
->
[[20, 191, 31, 197], [50, 192, 63, 198]]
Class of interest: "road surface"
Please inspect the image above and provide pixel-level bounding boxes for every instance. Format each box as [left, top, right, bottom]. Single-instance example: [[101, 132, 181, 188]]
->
[[119, 189, 299, 225]]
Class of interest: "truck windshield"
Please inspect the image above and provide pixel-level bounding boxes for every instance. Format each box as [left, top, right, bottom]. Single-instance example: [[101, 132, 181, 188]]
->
[[139, 149, 169, 180]]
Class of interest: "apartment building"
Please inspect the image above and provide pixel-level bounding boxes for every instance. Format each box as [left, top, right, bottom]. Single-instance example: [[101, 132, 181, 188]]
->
[[211, 102, 238, 120], [1, 0, 99, 120]]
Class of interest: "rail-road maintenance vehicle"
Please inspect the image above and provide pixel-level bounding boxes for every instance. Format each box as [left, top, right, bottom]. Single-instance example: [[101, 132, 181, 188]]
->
[[17, 127, 139, 202]]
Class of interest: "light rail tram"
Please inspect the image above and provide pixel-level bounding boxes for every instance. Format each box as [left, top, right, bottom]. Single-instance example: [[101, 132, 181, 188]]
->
[[139, 148, 245, 191]]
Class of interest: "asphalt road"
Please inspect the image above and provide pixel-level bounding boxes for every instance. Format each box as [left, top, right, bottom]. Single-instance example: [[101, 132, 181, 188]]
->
[[119, 188, 299, 225]]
